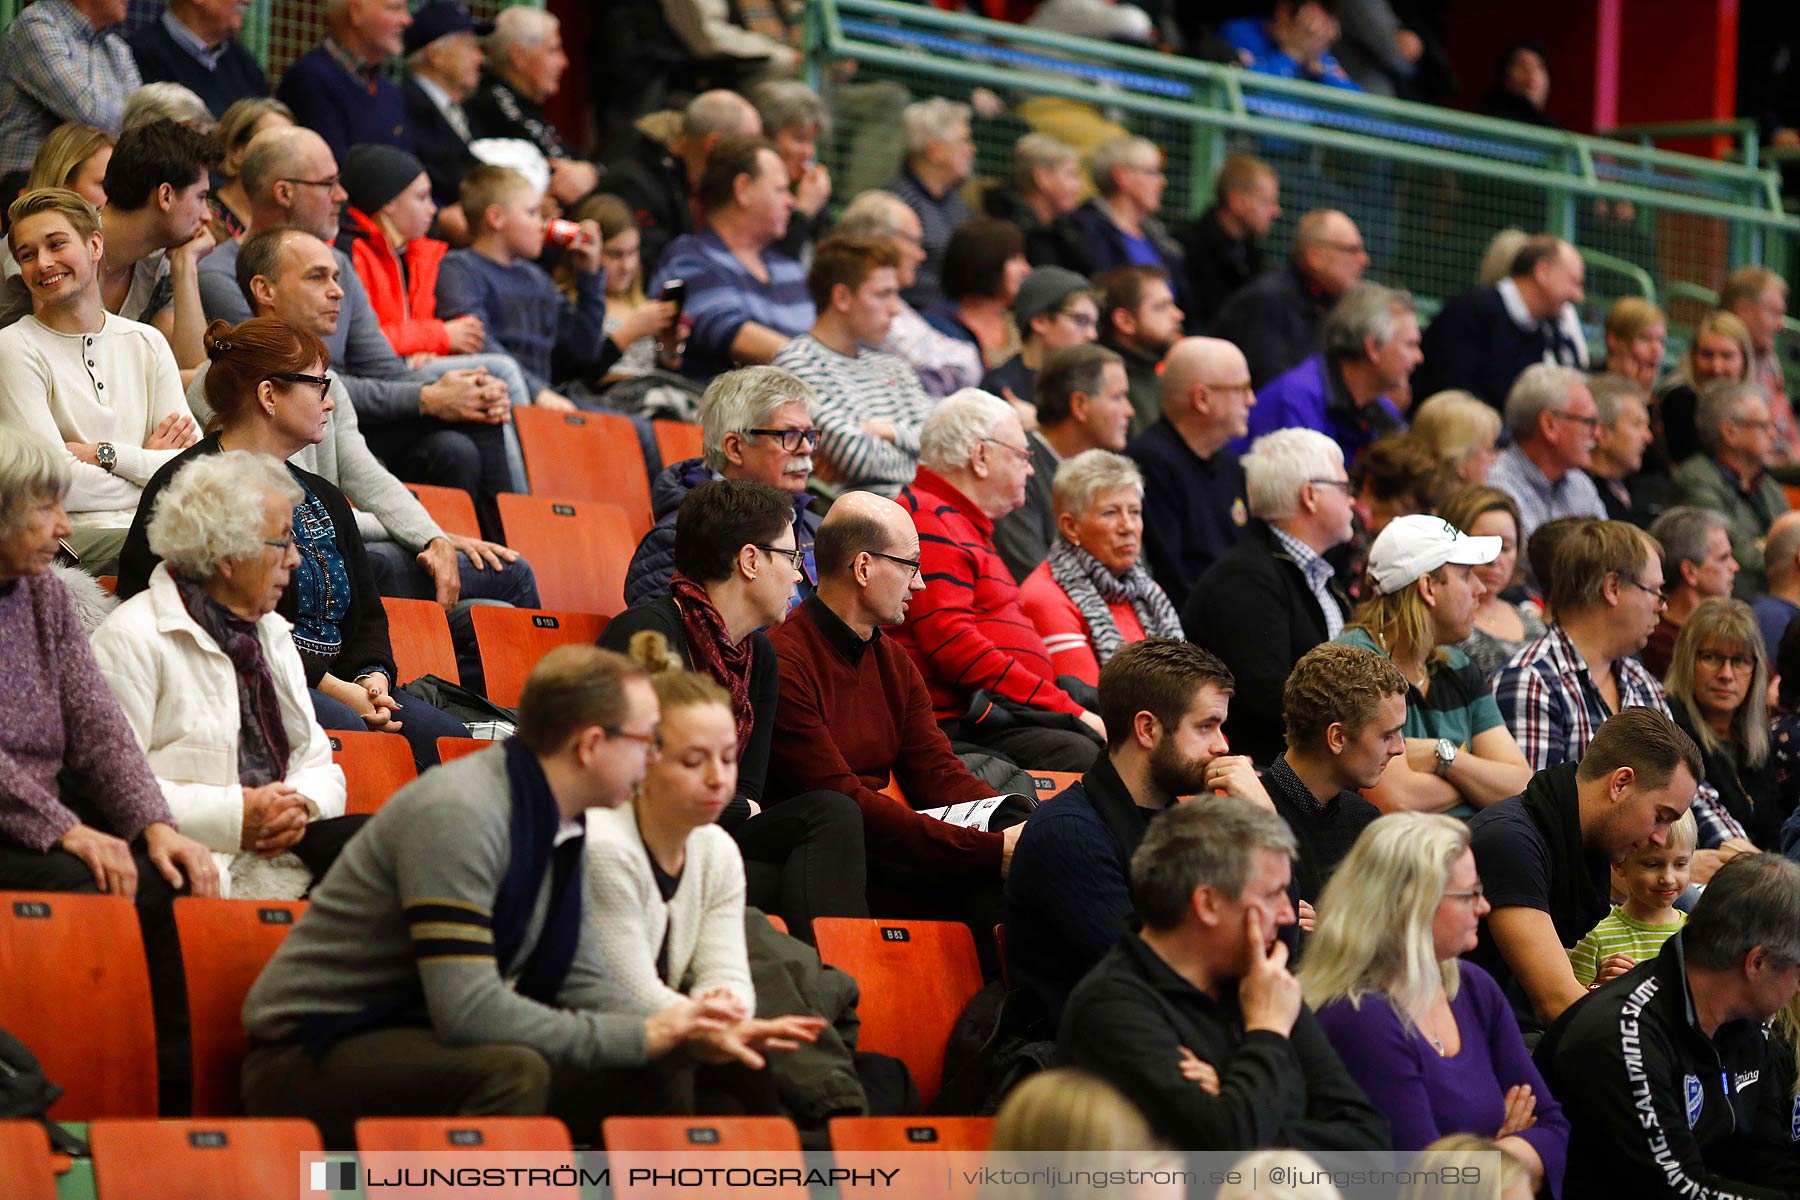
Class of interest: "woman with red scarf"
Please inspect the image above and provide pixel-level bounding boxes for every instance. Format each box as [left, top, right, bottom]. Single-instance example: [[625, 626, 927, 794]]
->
[[601, 479, 867, 939]]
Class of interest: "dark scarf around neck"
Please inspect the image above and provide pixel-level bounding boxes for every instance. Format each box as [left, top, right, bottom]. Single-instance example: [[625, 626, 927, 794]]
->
[[670, 572, 755, 754], [174, 572, 289, 786]]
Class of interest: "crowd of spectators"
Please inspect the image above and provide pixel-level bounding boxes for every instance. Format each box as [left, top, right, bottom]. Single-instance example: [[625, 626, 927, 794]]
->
[[5, 1, 1800, 1192]]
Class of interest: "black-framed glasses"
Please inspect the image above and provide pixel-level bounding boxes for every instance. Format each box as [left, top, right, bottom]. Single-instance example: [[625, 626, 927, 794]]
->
[[981, 437, 1033, 463], [1697, 649, 1757, 673], [279, 175, 341, 191], [743, 427, 821, 453], [754, 544, 804, 570], [1307, 477, 1353, 492], [1622, 577, 1668, 607], [871, 551, 922, 577], [270, 372, 330, 399]]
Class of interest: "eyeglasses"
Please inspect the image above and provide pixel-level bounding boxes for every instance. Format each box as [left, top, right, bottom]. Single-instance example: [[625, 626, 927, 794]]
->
[[1730, 418, 1779, 434], [1697, 649, 1757, 673], [1442, 886, 1486, 906], [605, 727, 659, 750], [1307, 478, 1353, 492], [1621, 577, 1667, 607], [262, 537, 293, 552], [981, 437, 1033, 464], [743, 427, 821, 453], [1202, 379, 1255, 394], [754, 544, 804, 570], [1552, 410, 1601, 431], [270, 372, 330, 399], [871, 550, 922, 577], [1319, 240, 1368, 256], [279, 175, 341, 191], [1053, 311, 1099, 331]]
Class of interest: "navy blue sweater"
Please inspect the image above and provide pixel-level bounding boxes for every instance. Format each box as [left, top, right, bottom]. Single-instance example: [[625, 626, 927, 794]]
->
[[435, 249, 608, 396], [1125, 417, 1248, 614], [127, 20, 267, 118], [275, 44, 412, 164]]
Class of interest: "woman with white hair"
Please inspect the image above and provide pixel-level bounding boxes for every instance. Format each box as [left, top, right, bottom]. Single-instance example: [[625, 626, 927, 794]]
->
[[1303, 814, 1569, 1195], [0, 425, 218, 900], [92, 452, 358, 899], [1018, 449, 1182, 688]]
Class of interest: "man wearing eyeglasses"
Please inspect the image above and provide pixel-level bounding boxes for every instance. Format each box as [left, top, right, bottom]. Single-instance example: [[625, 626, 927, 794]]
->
[[1486, 364, 1607, 546], [1210, 209, 1369, 390], [624, 366, 821, 610], [1065, 137, 1187, 323], [1641, 508, 1738, 678], [891, 390, 1106, 773], [1671, 380, 1792, 595]]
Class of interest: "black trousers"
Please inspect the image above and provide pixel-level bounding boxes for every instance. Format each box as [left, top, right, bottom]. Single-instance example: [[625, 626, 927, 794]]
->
[[736, 790, 868, 942], [0, 829, 191, 1114], [940, 719, 1102, 774], [363, 416, 512, 542]]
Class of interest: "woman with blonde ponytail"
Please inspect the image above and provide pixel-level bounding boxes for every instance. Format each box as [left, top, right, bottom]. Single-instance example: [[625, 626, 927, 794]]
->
[[1302, 814, 1569, 1194], [584, 629, 826, 1113]]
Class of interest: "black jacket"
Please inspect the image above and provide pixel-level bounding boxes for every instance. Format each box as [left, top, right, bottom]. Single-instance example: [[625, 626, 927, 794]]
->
[[1065, 199, 1188, 317], [115, 435, 396, 688], [1059, 927, 1390, 1153], [1535, 931, 1800, 1199], [1208, 263, 1332, 389], [1176, 205, 1263, 330], [402, 77, 482, 209], [126, 20, 267, 118], [979, 183, 1093, 276], [602, 128, 694, 281], [1672, 705, 1781, 851], [598, 594, 777, 823], [1183, 520, 1348, 766], [1413, 283, 1551, 408]]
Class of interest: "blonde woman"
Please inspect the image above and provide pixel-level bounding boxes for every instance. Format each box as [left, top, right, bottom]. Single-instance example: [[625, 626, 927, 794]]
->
[[1403, 1134, 1534, 1200], [1665, 598, 1778, 850], [1337, 515, 1532, 813], [1658, 309, 1753, 466], [1437, 487, 1546, 676], [1601, 297, 1667, 393], [990, 1068, 1158, 1152], [586, 630, 826, 1112], [1304, 814, 1568, 1195], [26, 123, 114, 207], [1409, 391, 1500, 485]]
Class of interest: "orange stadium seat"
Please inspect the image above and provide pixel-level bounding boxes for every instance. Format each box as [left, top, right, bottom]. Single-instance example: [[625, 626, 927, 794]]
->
[[330, 729, 418, 816], [405, 483, 482, 540], [355, 1115, 573, 1152], [512, 407, 654, 535], [603, 1117, 805, 1200], [811, 918, 982, 1107], [0, 1120, 59, 1200], [436, 736, 492, 763], [496, 495, 635, 617], [471, 606, 608, 707], [381, 596, 461, 686], [653, 419, 705, 468], [173, 898, 307, 1116], [0, 892, 157, 1118], [89, 1118, 321, 1200]]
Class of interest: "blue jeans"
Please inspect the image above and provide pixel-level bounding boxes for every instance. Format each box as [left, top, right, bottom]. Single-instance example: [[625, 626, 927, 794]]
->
[[310, 687, 469, 769], [411, 353, 532, 494]]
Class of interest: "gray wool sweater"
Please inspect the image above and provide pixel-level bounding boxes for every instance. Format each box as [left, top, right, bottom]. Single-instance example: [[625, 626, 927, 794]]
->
[[242, 746, 650, 1071], [186, 362, 443, 552]]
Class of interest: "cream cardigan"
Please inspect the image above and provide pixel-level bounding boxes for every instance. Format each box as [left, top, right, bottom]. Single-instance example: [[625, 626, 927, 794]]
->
[[584, 801, 754, 1016]]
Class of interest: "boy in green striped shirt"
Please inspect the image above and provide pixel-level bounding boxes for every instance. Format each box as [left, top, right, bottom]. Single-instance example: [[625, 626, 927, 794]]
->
[[1568, 809, 1696, 988]]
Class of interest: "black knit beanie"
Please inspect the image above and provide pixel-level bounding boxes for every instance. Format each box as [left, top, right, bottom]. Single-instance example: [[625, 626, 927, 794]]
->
[[341, 144, 427, 215]]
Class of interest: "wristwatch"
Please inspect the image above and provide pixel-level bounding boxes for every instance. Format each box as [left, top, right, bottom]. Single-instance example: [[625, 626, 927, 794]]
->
[[95, 442, 117, 474], [1433, 738, 1458, 777]]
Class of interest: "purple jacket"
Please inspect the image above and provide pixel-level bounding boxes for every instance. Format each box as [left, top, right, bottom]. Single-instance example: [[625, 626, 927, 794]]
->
[[1232, 353, 1404, 464]]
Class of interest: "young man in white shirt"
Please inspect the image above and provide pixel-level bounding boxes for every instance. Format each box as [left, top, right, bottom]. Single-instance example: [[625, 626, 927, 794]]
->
[[0, 189, 196, 574]]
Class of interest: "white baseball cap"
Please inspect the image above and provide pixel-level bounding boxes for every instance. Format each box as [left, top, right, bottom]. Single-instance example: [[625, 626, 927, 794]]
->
[[1367, 514, 1502, 596]]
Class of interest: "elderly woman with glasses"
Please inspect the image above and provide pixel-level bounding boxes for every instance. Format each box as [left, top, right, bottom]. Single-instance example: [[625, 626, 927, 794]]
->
[[601, 479, 866, 939], [1018, 449, 1183, 690], [116, 318, 471, 769], [1666, 598, 1780, 856], [1303, 814, 1569, 1196], [92, 452, 362, 899]]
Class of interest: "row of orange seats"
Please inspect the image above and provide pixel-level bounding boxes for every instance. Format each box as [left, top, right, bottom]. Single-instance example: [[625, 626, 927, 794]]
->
[[3, 1111, 996, 1200], [0, 891, 989, 1122]]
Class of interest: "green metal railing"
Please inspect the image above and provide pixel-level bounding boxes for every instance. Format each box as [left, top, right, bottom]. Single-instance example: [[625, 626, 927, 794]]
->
[[804, 0, 1799, 328]]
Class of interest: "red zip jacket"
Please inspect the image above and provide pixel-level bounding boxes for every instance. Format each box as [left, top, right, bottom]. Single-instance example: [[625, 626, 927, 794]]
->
[[341, 206, 452, 357]]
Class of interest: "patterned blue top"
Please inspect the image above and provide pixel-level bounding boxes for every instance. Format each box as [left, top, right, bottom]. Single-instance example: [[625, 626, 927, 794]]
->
[[289, 478, 352, 669]]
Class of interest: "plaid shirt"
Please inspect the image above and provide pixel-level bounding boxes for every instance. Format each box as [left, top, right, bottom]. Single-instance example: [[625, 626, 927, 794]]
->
[[1270, 525, 1344, 640], [880, 299, 983, 398], [1487, 444, 1606, 544], [1493, 623, 1747, 847], [0, 0, 140, 172]]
